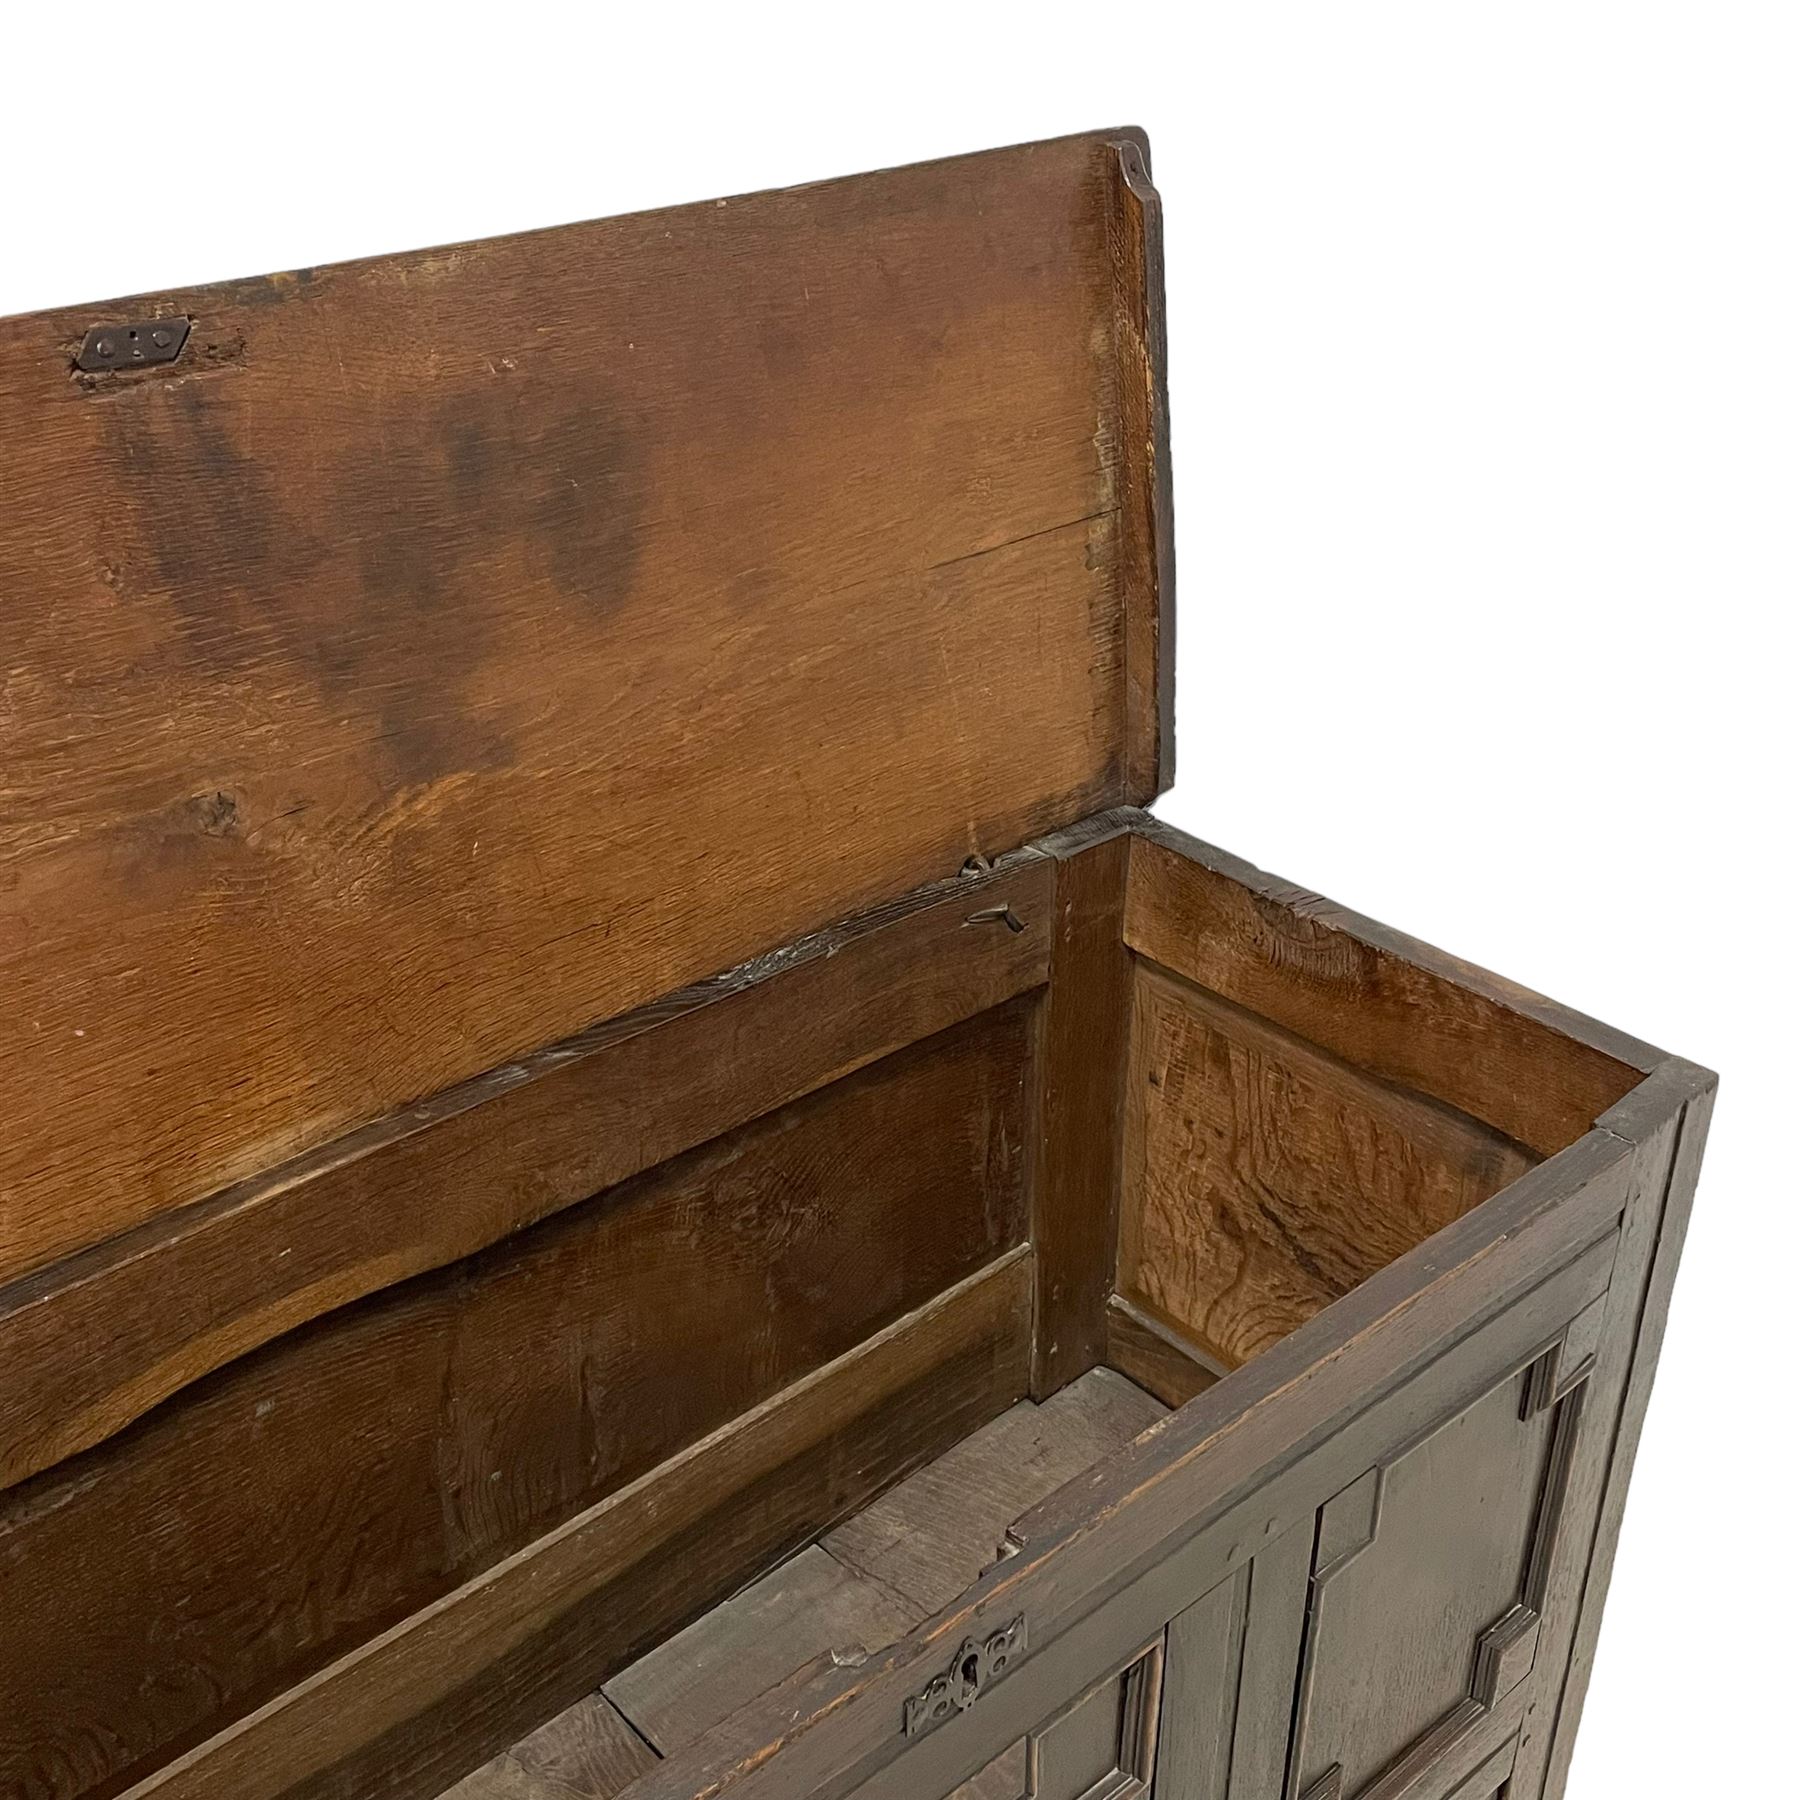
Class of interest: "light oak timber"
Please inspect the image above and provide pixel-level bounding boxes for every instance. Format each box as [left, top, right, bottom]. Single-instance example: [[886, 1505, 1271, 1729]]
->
[[0, 852, 1051, 1494], [1123, 822, 1653, 1156], [1118, 961, 1537, 1368], [1103, 1294, 1226, 1410], [0, 129, 1167, 1289]]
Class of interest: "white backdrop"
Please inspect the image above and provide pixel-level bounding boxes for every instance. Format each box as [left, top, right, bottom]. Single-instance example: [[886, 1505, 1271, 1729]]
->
[[4, 5, 1791, 1790]]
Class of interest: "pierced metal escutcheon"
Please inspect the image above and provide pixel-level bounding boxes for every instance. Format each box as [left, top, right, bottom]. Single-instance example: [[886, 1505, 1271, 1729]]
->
[[902, 1616, 1027, 1737], [76, 318, 190, 373]]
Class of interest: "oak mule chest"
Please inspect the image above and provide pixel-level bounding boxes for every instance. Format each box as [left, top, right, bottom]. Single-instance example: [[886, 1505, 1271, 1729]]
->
[[0, 131, 1712, 1800]]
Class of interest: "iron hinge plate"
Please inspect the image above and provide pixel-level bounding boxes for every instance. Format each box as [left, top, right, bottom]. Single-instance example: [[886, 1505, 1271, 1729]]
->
[[76, 318, 190, 373]]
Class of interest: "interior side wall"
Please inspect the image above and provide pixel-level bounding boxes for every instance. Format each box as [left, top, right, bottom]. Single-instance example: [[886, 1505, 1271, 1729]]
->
[[0, 1002, 1036, 1800], [1116, 961, 1535, 1371], [1111, 826, 1648, 1378]]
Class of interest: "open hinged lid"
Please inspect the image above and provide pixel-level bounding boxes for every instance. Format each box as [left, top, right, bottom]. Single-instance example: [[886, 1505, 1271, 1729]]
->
[[0, 129, 1172, 1287]]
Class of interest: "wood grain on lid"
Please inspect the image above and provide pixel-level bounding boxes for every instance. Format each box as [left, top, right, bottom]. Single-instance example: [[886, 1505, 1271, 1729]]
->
[[0, 129, 1170, 1282]]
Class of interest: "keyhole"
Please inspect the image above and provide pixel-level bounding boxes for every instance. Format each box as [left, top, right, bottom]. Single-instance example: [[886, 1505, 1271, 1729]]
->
[[961, 1653, 980, 1686]]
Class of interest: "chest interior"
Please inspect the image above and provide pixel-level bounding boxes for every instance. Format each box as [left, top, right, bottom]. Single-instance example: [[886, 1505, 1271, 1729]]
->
[[412, 808, 1642, 1800]]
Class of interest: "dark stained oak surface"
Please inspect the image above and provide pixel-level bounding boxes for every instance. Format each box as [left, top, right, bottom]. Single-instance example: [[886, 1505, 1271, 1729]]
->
[[1029, 814, 1135, 1396], [822, 1366, 1164, 1614], [0, 128, 1167, 1286], [602, 1545, 919, 1759], [436, 1367, 1167, 1795], [1104, 1293, 1225, 1409], [114, 1251, 1037, 1800], [29, 814, 1709, 1800]]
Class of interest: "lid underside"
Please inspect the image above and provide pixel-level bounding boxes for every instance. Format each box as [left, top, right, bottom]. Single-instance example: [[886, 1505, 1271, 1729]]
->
[[0, 128, 1172, 1284]]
